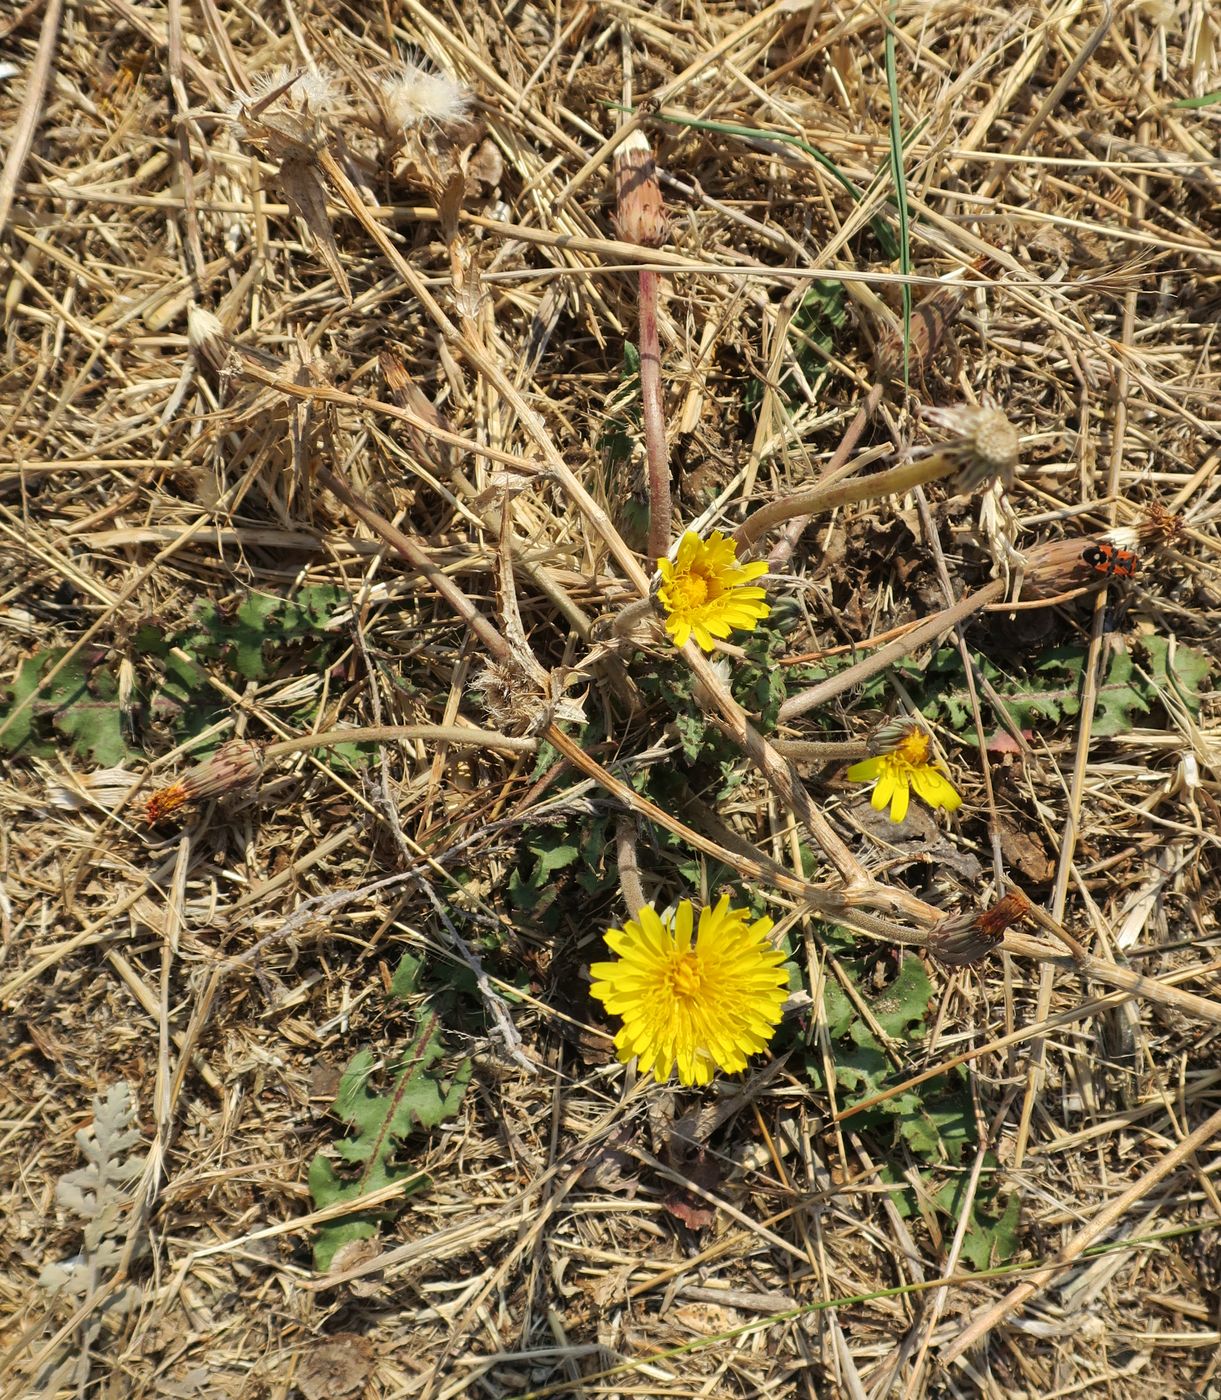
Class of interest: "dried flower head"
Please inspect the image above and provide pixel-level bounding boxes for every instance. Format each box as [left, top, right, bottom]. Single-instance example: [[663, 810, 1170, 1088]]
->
[[922, 402, 1020, 493], [847, 723, 961, 824], [145, 739, 264, 825], [1103, 503, 1185, 554], [590, 895, 789, 1087], [227, 66, 338, 157], [930, 890, 1031, 966], [613, 129, 667, 249], [655, 530, 770, 652], [1021, 535, 1123, 599], [470, 659, 577, 735], [378, 61, 472, 133], [187, 303, 232, 376]]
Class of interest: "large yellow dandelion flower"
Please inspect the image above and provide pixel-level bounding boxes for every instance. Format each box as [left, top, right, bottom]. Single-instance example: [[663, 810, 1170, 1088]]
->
[[846, 725, 962, 824], [590, 895, 789, 1087], [656, 530, 770, 652]]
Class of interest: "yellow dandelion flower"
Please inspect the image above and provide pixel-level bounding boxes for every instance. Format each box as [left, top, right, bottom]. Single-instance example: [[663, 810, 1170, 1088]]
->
[[590, 895, 789, 1087], [656, 530, 770, 652], [846, 725, 962, 824]]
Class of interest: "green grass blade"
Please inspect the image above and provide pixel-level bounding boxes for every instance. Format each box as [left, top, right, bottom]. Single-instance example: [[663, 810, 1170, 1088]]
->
[[883, 5, 911, 389], [638, 107, 901, 260]]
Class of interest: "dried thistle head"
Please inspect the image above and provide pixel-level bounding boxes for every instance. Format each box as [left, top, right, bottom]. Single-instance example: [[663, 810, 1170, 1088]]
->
[[225, 68, 352, 301], [930, 889, 1031, 967], [377, 60, 472, 134], [227, 66, 339, 159], [187, 303, 233, 376], [145, 739, 265, 825], [921, 401, 1020, 493], [472, 660, 544, 735], [613, 130, 667, 249]]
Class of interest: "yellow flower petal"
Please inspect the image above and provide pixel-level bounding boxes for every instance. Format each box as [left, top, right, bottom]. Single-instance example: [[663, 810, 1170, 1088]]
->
[[849, 728, 962, 821], [889, 780, 910, 823], [846, 757, 882, 782], [910, 764, 962, 813], [871, 764, 899, 813]]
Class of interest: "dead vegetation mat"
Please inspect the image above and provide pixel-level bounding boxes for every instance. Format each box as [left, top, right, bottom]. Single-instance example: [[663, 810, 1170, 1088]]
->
[[2, 1, 1220, 1398]]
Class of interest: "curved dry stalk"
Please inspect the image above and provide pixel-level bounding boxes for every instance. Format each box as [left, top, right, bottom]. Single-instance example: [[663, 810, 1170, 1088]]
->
[[639, 266, 671, 563], [615, 816, 648, 917], [264, 725, 538, 758], [770, 739, 870, 762], [735, 448, 960, 553], [679, 644, 868, 889], [766, 382, 885, 566]]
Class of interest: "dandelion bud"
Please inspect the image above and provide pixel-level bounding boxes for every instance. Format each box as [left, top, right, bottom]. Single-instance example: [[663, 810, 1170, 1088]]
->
[[378, 61, 472, 133], [146, 739, 264, 825], [930, 890, 1031, 967], [613, 130, 667, 249], [866, 715, 920, 756]]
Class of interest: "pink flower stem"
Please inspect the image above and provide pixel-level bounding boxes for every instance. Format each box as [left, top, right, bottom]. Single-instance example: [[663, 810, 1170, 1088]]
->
[[639, 268, 671, 566]]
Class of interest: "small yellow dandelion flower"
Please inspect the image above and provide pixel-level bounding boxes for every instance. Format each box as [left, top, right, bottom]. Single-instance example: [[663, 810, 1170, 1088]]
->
[[846, 725, 961, 824], [590, 895, 789, 1087], [656, 530, 770, 652]]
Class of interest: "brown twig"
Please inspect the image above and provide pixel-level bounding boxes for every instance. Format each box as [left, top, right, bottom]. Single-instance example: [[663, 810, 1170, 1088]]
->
[[639, 266, 671, 563], [0, 0, 63, 235], [777, 579, 1007, 723]]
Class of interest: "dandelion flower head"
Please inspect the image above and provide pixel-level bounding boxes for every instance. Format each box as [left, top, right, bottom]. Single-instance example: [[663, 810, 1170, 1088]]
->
[[590, 895, 789, 1087], [656, 531, 770, 652], [847, 725, 961, 824]]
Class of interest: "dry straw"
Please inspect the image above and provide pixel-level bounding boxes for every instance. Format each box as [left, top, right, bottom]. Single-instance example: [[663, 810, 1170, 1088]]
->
[[2, 3, 1219, 1398]]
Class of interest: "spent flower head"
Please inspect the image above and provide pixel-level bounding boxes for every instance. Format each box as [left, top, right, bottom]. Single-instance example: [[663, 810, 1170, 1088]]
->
[[146, 739, 264, 825], [921, 401, 1020, 493], [590, 895, 790, 1087], [613, 129, 667, 249], [655, 530, 770, 652], [930, 890, 1031, 966], [847, 723, 961, 824], [378, 61, 472, 133], [227, 66, 339, 157]]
